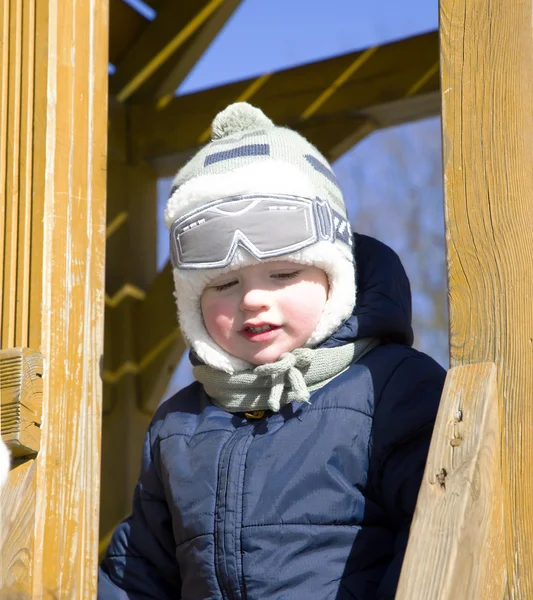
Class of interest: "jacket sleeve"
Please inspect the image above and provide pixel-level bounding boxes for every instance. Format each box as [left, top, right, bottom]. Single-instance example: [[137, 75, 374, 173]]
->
[[370, 352, 446, 600], [98, 421, 181, 599]]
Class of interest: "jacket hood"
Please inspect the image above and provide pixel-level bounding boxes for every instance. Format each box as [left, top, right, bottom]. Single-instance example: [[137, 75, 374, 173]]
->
[[320, 233, 413, 348]]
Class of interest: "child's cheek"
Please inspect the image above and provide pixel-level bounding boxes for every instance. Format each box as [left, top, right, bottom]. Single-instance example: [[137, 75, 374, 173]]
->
[[211, 299, 237, 339]]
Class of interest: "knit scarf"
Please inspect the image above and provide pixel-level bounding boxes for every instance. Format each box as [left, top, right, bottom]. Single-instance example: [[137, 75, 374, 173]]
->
[[193, 338, 379, 413]]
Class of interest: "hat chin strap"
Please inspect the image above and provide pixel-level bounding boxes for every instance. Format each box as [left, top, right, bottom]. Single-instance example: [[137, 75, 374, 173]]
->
[[174, 241, 356, 374]]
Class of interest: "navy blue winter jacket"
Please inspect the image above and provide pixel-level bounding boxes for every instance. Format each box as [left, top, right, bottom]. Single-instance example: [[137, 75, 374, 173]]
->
[[99, 234, 446, 600]]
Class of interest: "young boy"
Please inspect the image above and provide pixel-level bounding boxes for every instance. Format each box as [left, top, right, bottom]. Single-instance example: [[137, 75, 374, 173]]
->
[[99, 103, 445, 599]]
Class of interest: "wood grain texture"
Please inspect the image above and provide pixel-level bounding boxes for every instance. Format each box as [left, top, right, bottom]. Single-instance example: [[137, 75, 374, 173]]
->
[[137, 261, 186, 414], [396, 363, 505, 599], [0, 348, 43, 457], [0, 0, 108, 596], [150, 0, 242, 102], [0, 460, 37, 598], [100, 158, 156, 546], [439, 0, 533, 595], [112, 0, 224, 102], [29, 0, 108, 596]]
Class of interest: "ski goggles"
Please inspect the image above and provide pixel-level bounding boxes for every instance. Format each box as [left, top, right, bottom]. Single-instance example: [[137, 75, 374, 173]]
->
[[169, 193, 352, 270]]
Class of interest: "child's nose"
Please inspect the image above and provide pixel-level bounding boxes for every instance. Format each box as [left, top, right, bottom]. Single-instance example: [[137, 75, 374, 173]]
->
[[240, 288, 270, 312]]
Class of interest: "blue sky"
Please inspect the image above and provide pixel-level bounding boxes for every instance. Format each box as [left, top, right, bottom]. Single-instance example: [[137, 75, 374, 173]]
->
[[179, 0, 438, 95]]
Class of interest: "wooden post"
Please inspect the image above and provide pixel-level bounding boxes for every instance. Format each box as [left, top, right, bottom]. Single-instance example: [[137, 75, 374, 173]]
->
[[398, 0, 533, 596], [396, 364, 505, 598], [0, 0, 108, 596], [100, 137, 158, 546]]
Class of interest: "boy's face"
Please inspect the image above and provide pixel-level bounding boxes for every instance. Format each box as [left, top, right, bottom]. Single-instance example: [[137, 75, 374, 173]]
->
[[200, 261, 329, 365]]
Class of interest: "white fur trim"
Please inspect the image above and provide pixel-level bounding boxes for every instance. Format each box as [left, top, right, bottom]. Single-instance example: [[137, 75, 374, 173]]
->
[[167, 159, 356, 372], [165, 160, 317, 229]]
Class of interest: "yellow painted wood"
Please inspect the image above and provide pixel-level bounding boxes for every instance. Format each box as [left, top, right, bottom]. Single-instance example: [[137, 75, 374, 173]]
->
[[154, 0, 242, 106], [14, 0, 35, 348], [115, 0, 225, 103], [404, 0, 533, 595], [406, 60, 439, 97], [106, 210, 129, 238], [301, 47, 378, 120], [0, 348, 43, 457], [0, 460, 37, 597], [130, 32, 440, 169], [137, 262, 186, 413], [100, 158, 158, 546], [0, 0, 108, 595], [105, 283, 146, 307], [396, 363, 505, 599], [1, 0, 23, 349]]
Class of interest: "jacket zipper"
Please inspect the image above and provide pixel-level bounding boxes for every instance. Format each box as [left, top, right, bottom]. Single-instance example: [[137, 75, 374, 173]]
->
[[214, 425, 253, 600]]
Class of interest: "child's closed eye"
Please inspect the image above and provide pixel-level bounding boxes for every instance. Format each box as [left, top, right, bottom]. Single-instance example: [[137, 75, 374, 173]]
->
[[213, 280, 238, 291], [272, 270, 301, 281]]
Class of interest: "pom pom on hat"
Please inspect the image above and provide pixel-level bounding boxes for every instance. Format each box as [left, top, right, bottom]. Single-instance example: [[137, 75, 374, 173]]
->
[[211, 102, 274, 140]]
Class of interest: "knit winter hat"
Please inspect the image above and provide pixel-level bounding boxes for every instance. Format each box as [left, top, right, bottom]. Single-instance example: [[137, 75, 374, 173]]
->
[[165, 102, 356, 373]]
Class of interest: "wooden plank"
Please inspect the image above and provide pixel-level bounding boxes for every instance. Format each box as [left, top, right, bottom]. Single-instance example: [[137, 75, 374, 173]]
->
[[136, 262, 186, 413], [0, 348, 43, 457], [327, 90, 441, 161], [109, 0, 150, 66], [100, 158, 158, 547], [107, 96, 128, 163], [436, 0, 533, 595], [396, 363, 505, 599], [21, 0, 108, 596], [111, 0, 225, 102], [1, 0, 23, 348], [0, 0, 9, 341], [0, 459, 37, 597], [151, 0, 242, 105], [131, 31, 440, 165], [14, 0, 35, 348], [27, 0, 46, 353], [105, 160, 157, 290]]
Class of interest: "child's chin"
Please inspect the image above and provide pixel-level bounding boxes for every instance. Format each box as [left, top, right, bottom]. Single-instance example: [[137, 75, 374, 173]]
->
[[248, 346, 288, 366]]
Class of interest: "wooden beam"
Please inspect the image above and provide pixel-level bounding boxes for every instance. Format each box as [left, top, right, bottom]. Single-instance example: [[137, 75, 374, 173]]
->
[[153, 0, 242, 107], [403, 0, 533, 595], [0, 460, 37, 597], [108, 0, 150, 66], [325, 91, 441, 162], [130, 32, 441, 165], [105, 159, 157, 290], [145, 86, 440, 175], [137, 88, 440, 173], [300, 47, 379, 120], [0, 0, 108, 595], [136, 262, 186, 413], [0, 348, 43, 458], [100, 159, 158, 544], [111, 0, 225, 103], [396, 363, 505, 599]]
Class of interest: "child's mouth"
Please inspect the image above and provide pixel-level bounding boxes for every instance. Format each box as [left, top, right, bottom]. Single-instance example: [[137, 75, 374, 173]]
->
[[246, 324, 273, 333], [241, 324, 280, 341]]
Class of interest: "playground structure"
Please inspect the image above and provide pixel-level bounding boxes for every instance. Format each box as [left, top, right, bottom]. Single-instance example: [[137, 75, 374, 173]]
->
[[0, 0, 531, 597]]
